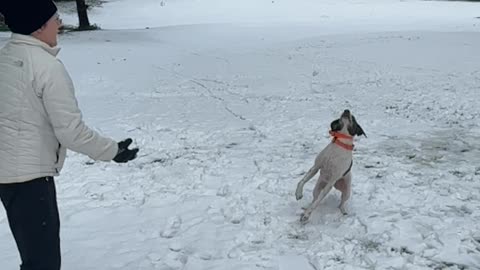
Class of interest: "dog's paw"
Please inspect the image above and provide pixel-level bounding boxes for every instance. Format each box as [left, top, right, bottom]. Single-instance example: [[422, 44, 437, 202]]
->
[[295, 189, 304, 201], [300, 213, 310, 224]]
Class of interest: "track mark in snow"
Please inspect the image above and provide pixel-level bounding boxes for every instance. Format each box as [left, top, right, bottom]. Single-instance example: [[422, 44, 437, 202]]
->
[[161, 216, 182, 239], [154, 64, 248, 121]]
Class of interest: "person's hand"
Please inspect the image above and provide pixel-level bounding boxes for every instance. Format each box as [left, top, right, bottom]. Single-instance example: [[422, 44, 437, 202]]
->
[[113, 138, 139, 163]]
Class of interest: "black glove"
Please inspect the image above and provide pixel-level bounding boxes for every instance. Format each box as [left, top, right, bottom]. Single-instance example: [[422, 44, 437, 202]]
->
[[113, 138, 139, 163]]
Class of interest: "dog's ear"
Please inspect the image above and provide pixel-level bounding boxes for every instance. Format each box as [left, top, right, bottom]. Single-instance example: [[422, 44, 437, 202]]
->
[[349, 116, 367, 137], [330, 119, 343, 132]]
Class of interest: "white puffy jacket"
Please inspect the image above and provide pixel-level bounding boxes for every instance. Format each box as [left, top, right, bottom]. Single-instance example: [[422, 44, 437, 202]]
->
[[0, 34, 118, 184]]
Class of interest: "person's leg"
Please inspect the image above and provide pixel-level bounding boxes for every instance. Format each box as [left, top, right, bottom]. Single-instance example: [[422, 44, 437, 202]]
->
[[0, 177, 61, 270]]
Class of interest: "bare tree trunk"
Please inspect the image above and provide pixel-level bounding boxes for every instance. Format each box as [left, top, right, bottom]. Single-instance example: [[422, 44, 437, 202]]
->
[[75, 0, 91, 29]]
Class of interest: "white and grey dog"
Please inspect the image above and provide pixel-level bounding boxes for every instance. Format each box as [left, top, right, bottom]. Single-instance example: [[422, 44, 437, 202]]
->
[[295, 109, 366, 223]]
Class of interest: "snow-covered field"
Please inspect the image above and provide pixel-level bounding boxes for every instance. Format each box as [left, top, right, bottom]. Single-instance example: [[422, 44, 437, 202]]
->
[[1, 0, 480, 269]]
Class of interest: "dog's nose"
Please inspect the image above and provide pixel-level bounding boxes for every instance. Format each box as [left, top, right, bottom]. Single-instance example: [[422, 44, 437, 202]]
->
[[342, 110, 350, 116]]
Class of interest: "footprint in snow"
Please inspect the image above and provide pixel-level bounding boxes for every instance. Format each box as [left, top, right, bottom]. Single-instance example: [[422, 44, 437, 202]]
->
[[216, 185, 231, 197], [161, 216, 182, 239]]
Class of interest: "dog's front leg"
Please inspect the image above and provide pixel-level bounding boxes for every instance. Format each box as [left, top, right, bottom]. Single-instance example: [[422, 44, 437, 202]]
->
[[296, 152, 325, 201], [295, 165, 320, 201]]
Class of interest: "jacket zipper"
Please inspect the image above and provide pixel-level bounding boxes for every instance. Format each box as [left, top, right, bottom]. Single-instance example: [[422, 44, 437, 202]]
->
[[55, 143, 61, 173]]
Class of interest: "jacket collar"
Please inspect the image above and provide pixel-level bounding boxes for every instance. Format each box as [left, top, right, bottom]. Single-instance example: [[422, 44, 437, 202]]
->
[[10, 33, 61, 56]]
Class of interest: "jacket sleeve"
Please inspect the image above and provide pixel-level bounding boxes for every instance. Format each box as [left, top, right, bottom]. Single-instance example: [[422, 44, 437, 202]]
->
[[41, 60, 119, 161]]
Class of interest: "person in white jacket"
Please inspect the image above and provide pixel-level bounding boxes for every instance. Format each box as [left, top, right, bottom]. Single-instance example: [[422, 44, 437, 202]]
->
[[0, 1, 139, 269]]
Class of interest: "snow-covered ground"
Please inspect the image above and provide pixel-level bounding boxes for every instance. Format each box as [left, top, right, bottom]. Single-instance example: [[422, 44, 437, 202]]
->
[[1, 0, 480, 269]]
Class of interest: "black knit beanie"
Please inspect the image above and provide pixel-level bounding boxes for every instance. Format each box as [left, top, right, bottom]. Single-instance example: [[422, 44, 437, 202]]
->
[[0, 0, 58, 35]]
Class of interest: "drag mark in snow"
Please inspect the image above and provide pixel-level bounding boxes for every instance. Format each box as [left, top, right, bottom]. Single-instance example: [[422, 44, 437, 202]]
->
[[153, 64, 248, 121]]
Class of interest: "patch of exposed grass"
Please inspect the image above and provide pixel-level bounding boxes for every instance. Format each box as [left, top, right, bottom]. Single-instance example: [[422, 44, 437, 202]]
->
[[0, 24, 9, 32]]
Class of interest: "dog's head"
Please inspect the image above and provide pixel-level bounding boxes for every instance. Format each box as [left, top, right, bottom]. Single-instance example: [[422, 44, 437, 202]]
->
[[330, 109, 366, 137]]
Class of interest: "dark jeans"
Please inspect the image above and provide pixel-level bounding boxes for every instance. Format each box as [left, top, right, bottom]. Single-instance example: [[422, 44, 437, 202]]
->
[[0, 177, 61, 270]]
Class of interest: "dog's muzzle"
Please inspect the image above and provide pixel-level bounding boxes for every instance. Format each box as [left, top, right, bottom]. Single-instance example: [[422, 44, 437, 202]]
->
[[342, 109, 351, 118]]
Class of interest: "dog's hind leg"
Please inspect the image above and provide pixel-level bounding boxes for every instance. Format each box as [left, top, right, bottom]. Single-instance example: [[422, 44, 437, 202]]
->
[[299, 177, 327, 210], [335, 172, 352, 215], [295, 164, 320, 201], [313, 179, 328, 202], [300, 172, 334, 224]]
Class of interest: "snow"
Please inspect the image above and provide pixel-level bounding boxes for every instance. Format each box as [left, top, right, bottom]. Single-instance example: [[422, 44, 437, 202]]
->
[[1, 0, 480, 269]]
